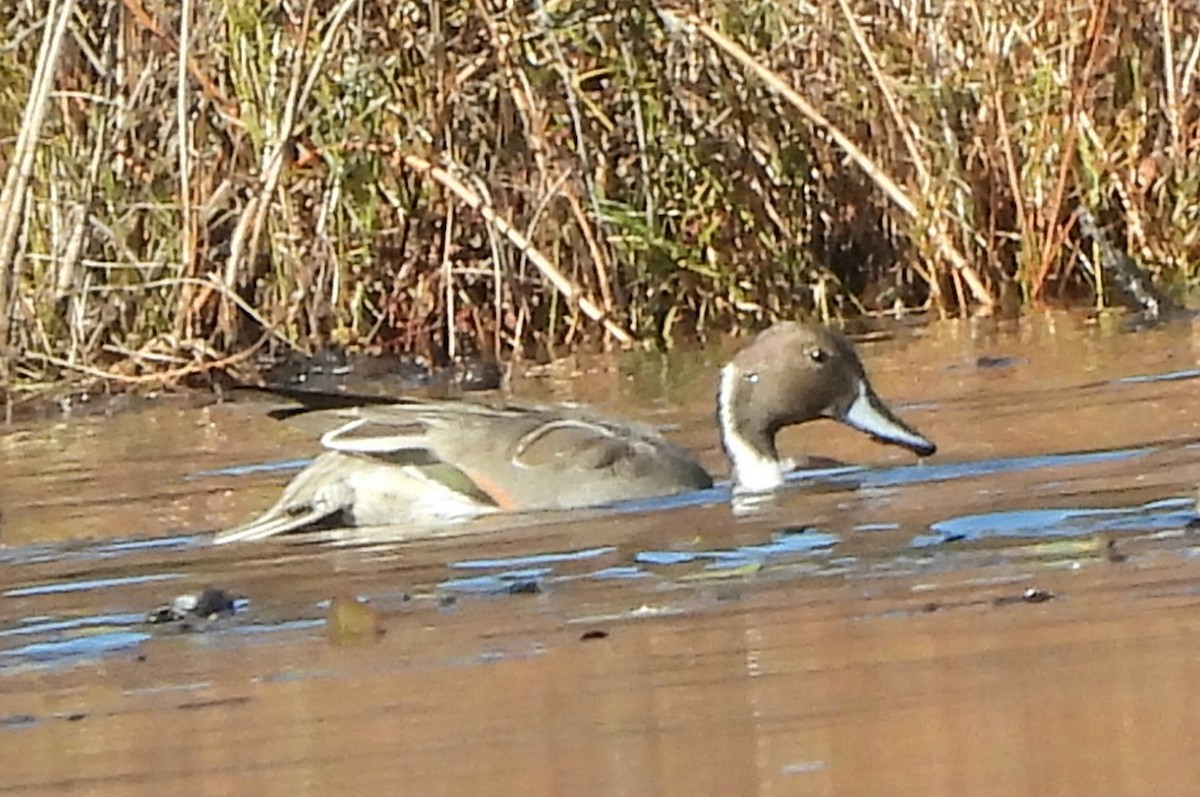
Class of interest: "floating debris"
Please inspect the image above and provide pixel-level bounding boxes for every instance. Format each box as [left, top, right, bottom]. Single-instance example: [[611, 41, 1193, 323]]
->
[[0, 714, 38, 729], [438, 569, 547, 596], [146, 587, 239, 629], [1022, 587, 1054, 603], [678, 561, 764, 581], [579, 630, 609, 641], [1018, 537, 1106, 559], [993, 587, 1055, 607], [176, 696, 254, 711], [1103, 536, 1127, 563], [974, 355, 1026, 370], [326, 595, 385, 646]]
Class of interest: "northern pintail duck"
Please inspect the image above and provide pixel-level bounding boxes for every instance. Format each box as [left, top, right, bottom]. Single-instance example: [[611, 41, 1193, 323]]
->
[[214, 322, 935, 544]]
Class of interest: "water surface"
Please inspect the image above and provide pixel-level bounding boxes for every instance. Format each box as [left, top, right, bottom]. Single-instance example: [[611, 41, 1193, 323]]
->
[[2, 312, 1200, 796]]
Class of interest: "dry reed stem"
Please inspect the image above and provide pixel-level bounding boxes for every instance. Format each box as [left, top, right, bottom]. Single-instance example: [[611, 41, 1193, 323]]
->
[[663, 5, 995, 311], [222, 2, 314, 336], [834, 0, 930, 189], [0, 0, 76, 361], [474, 5, 620, 343], [25, 334, 267, 386], [221, 0, 356, 341], [403, 154, 634, 345], [119, 0, 238, 117], [55, 112, 107, 304], [1181, 33, 1200, 99], [177, 0, 194, 316], [1077, 113, 1149, 263], [117, 0, 238, 118], [1159, 0, 1180, 155], [2, 0, 1194, 387], [440, 202, 457, 359], [563, 187, 617, 319], [1031, 0, 1109, 298], [976, 0, 1030, 281]]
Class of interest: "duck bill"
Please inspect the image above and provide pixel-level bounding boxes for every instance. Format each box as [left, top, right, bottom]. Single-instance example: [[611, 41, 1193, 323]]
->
[[839, 383, 936, 457]]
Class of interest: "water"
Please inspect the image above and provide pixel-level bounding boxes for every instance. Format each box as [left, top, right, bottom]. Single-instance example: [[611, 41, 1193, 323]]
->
[[1, 312, 1199, 795]]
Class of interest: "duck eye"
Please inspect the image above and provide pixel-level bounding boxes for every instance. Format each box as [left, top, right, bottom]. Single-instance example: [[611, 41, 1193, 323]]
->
[[809, 348, 829, 364]]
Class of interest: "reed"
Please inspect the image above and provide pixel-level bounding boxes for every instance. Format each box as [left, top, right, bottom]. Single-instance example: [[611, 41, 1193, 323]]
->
[[0, 0, 1196, 388]]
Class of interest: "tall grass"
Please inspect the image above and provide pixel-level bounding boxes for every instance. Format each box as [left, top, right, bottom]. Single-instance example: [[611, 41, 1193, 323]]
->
[[0, 0, 1196, 387]]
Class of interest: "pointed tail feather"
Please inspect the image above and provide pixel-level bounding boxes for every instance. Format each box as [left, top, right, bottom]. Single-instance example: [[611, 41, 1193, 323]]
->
[[212, 503, 338, 545]]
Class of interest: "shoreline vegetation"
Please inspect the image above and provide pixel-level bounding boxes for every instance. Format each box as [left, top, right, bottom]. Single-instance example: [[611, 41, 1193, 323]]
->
[[0, 0, 1197, 395]]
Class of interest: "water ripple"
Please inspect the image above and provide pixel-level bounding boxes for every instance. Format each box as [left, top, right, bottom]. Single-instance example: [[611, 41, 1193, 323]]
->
[[915, 497, 1195, 547]]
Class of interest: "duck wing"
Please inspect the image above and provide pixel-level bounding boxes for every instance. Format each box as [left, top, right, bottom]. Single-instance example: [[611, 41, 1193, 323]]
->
[[290, 401, 712, 510], [216, 394, 712, 546]]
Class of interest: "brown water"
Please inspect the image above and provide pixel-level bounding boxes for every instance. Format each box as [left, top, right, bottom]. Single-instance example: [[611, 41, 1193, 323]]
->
[[2, 312, 1200, 796]]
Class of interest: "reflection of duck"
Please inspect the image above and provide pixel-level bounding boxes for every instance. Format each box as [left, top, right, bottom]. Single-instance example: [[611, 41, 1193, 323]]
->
[[214, 323, 936, 544]]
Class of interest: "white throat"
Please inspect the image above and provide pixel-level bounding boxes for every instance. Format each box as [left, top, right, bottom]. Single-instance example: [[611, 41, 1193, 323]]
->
[[718, 364, 786, 493]]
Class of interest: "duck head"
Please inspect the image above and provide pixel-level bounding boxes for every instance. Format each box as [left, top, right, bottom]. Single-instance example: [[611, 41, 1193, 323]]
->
[[718, 322, 936, 492]]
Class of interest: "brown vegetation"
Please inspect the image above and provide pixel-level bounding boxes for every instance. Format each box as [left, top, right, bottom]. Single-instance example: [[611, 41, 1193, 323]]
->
[[0, 0, 1197, 389]]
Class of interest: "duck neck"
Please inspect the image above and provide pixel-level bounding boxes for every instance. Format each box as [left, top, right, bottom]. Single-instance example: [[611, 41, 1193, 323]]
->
[[717, 364, 786, 492]]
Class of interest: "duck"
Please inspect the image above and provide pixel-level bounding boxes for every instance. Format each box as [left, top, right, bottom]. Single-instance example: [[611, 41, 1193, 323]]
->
[[213, 322, 936, 544]]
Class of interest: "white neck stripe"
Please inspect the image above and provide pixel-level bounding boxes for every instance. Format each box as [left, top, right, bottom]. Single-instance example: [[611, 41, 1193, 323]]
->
[[718, 364, 785, 492]]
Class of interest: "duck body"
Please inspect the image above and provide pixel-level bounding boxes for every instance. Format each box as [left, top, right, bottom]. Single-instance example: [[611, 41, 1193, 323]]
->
[[215, 399, 714, 543], [215, 322, 935, 544]]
